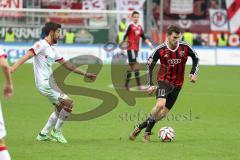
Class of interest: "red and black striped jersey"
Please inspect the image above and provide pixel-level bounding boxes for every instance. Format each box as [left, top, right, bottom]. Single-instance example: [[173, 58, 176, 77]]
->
[[123, 23, 146, 51], [147, 41, 199, 87]]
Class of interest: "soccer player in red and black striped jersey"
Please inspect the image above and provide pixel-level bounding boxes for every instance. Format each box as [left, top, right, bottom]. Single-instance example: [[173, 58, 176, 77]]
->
[[121, 11, 153, 90], [129, 25, 199, 142]]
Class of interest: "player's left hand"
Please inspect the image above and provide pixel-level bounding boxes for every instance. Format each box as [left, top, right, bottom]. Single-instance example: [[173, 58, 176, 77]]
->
[[189, 74, 197, 83], [150, 45, 154, 50], [85, 73, 97, 80], [120, 49, 125, 55]]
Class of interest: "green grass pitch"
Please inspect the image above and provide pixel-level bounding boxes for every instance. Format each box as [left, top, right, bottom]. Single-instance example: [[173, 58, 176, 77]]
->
[[1, 64, 240, 160]]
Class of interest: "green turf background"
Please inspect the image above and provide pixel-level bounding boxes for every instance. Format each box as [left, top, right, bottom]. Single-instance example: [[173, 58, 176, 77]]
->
[[1, 64, 240, 160]]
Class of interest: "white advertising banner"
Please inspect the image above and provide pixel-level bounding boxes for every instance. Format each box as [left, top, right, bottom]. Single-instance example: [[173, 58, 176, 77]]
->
[[82, 0, 106, 10], [170, 0, 193, 14], [216, 48, 240, 65], [209, 9, 229, 31], [1, 44, 240, 66], [0, 0, 22, 8], [116, 0, 145, 11], [186, 48, 216, 65], [115, 0, 145, 29]]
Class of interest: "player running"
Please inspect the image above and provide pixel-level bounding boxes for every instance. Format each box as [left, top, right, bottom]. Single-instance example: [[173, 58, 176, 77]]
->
[[129, 25, 199, 142], [0, 48, 13, 160], [121, 11, 153, 91], [10, 22, 96, 144]]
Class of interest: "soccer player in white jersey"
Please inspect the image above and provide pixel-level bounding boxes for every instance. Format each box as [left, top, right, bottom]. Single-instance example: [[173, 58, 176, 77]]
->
[[0, 48, 13, 160], [11, 22, 96, 144]]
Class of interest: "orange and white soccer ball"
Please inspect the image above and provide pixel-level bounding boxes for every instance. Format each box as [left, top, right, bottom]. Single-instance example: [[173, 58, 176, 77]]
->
[[158, 126, 175, 142]]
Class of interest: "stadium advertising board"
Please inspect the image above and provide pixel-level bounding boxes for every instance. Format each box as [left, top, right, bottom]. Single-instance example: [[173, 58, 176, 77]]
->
[[1, 44, 240, 65], [0, 27, 109, 44]]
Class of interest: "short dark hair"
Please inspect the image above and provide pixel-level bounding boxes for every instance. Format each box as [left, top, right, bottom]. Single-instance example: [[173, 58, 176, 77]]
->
[[43, 22, 61, 36], [167, 25, 181, 35], [132, 11, 139, 16]]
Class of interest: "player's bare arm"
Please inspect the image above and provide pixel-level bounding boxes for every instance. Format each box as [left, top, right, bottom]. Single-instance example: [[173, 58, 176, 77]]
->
[[145, 39, 154, 50], [10, 50, 35, 73], [0, 57, 13, 99], [57, 58, 96, 79]]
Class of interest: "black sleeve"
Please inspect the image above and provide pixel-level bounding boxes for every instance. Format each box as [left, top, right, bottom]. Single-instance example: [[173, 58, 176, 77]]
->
[[123, 25, 130, 41], [141, 28, 146, 41], [146, 49, 160, 86], [188, 47, 199, 75]]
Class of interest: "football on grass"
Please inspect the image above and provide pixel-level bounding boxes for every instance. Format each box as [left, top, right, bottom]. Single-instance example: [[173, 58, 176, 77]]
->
[[158, 126, 175, 142]]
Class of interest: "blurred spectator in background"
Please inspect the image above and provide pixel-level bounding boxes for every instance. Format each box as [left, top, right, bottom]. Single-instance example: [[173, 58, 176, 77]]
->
[[117, 18, 127, 43], [193, 34, 206, 46], [217, 33, 228, 46], [64, 29, 75, 44], [152, 1, 160, 22], [209, 0, 219, 9], [4, 28, 15, 43], [183, 29, 193, 46]]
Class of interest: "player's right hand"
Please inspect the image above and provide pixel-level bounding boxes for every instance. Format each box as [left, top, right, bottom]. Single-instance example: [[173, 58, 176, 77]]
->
[[3, 84, 13, 99], [147, 85, 155, 95], [85, 73, 97, 80], [189, 74, 197, 83]]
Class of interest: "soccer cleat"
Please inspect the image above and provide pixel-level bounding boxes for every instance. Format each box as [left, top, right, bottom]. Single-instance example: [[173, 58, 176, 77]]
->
[[36, 133, 56, 142], [143, 132, 151, 143], [51, 129, 68, 144], [129, 126, 141, 141]]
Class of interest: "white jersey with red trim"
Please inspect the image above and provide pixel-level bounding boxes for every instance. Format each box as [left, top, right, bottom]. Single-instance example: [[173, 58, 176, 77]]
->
[[30, 39, 63, 88], [0, 49, 7, 139]]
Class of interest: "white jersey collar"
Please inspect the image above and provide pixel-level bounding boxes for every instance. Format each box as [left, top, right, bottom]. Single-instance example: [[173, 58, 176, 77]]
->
[[165, 40, 179, 52]]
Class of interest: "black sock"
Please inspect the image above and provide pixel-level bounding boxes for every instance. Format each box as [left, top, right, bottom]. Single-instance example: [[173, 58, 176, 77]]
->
[[138, 117, 150, 129], [134, 70, 141, 86], [125, 71, 132, 87], [145, 116, 156, 133]]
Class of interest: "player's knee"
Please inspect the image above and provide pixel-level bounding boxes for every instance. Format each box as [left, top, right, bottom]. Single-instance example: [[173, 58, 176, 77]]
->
[[134, 70, 140, 77], [160, 107, 169, 117], [156, 101, 165, 110], [58, 98, 73, 110], [0, 139, 5, 146], [126, 71, 132, 79], [64, 98, 73, 109], [61, 99, 73, 113]]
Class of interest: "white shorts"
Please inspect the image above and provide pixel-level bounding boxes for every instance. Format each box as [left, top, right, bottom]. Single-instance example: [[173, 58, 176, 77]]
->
[[0, 103, 6, 139], [37, 84, 69, 105]]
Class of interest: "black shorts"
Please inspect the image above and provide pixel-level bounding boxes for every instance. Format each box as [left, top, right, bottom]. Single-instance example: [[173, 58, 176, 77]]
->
[[156, 81, 181, 110], [127, 50, 138, 63]]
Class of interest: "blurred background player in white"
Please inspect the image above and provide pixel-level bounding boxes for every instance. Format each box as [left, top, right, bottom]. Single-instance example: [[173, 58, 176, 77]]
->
[[121, 11, 154, 91], [0, 48, 13, 160], [10, 22, 96, 144]]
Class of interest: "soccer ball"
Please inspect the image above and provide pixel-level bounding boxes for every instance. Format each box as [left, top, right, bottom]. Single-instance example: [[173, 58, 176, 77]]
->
[[158, 126, 175, 142]]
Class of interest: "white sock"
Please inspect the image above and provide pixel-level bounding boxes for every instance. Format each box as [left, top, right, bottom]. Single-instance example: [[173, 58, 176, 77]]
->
[[40, 112, 58, 135], [0, 146, 11, 160], [54, 108, 71, 132]]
